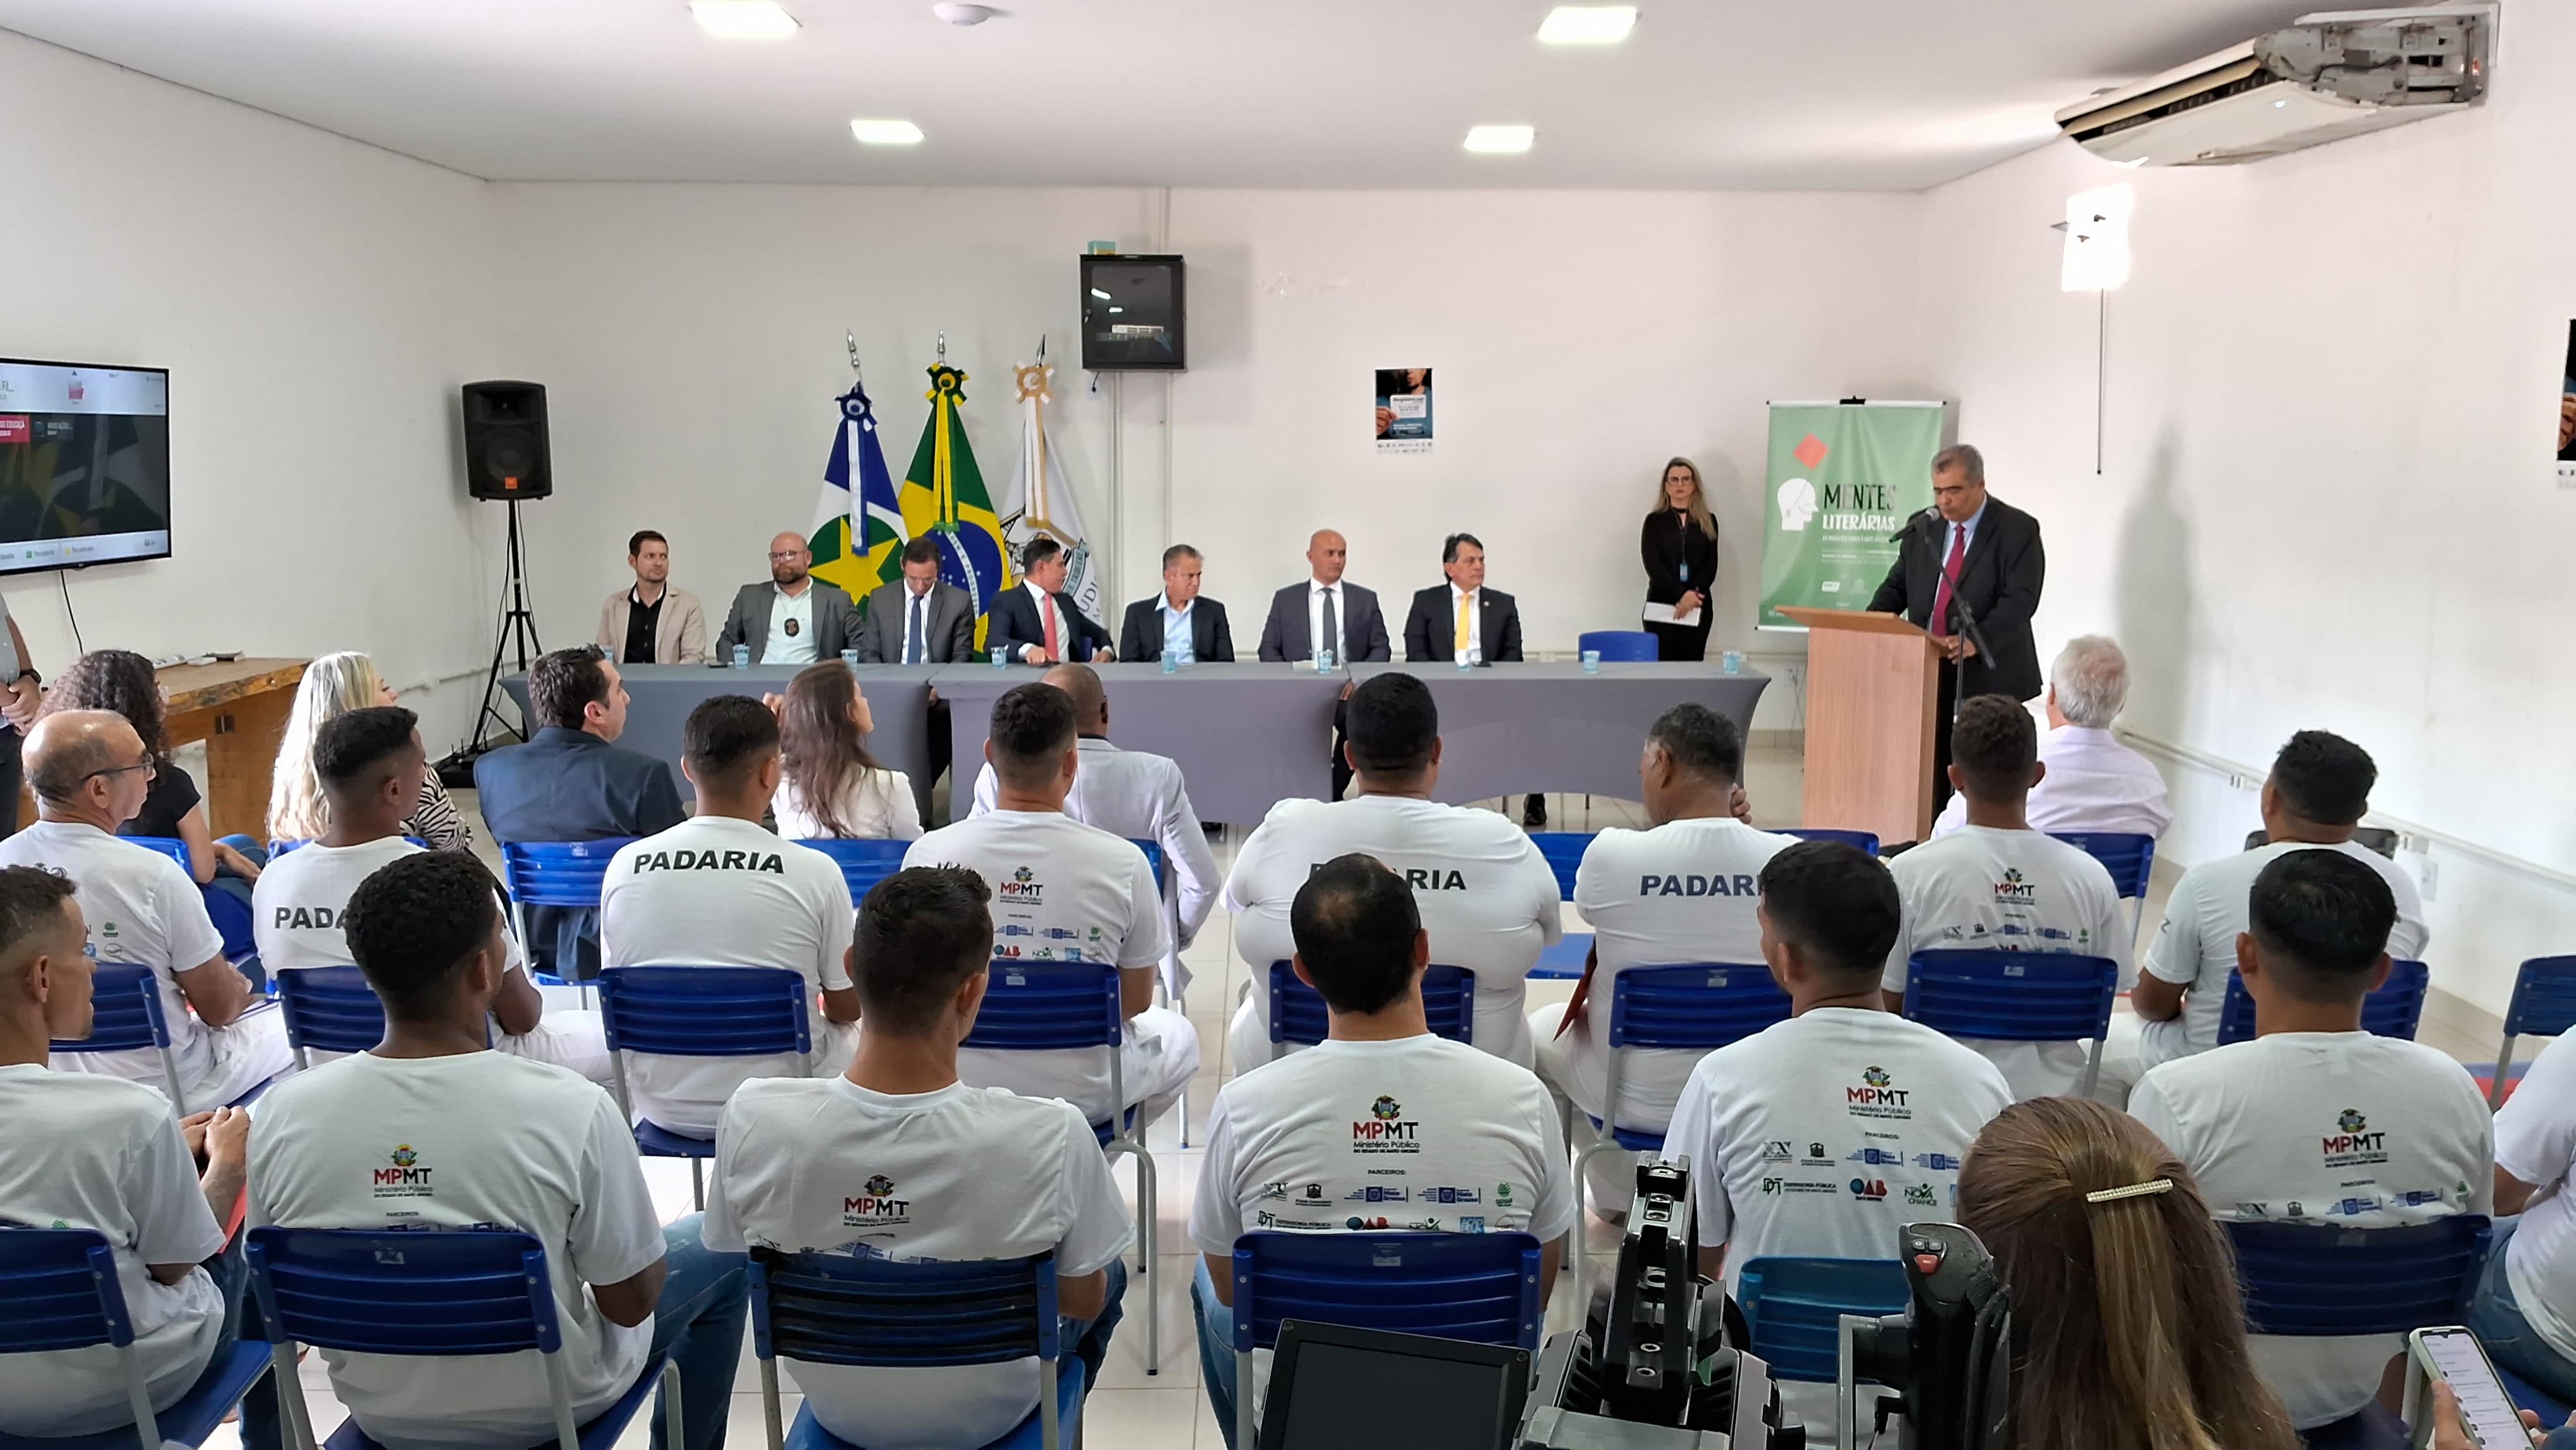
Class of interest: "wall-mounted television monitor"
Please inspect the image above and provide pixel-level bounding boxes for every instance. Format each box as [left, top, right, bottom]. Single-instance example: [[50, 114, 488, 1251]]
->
[[1080, 254, 1186, 371], [0, 357, 173, 574]]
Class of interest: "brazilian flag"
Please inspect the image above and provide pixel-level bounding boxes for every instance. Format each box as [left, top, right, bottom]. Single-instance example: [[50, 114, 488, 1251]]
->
[[897, 364, 1011, 652]]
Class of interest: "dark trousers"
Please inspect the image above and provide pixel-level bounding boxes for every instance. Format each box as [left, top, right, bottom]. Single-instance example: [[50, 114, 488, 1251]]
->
[[0, 724, 21, 838], [1329, 700, 1352, 800], [921, 698, 952, 827], [1643, 616, 1712, 663], [1931, 661, 1959, 817]]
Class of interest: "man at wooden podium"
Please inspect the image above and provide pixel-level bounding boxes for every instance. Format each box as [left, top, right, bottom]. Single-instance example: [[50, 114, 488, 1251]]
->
[[1867, 444, 2044, 810]]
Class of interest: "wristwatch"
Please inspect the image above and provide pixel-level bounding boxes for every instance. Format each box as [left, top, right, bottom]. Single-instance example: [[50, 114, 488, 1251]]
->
[[13, 669, 38, 687]]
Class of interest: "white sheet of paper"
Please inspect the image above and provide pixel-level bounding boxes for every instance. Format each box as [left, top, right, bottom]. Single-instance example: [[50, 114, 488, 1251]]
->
[[1640, 601, 1702, 627]]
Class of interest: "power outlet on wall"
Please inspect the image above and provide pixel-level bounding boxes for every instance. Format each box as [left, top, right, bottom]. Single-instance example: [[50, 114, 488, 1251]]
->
[[2418, 856, 2438, 902]]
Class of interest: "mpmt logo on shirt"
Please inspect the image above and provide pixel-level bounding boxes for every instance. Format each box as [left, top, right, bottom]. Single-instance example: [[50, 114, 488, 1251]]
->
[[2322, 1107, 2389, 1167], [1638, 872, 1756, 898], [1352, 1094, 1420, 1154], [1992, 868, 2037, 903], [1000, 865, 1044, 906], [373, 1144, 433, 1199], [1846, 1066, 1912, 1120], [843, 1173, 912, 1228], [629, 848, 786, 875]]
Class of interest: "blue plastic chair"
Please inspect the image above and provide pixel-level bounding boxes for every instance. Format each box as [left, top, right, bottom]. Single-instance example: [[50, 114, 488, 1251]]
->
[[1230, 1231, 1544, 1450], [2490, 957, 2576, 1108], [500, 840, 636, 985], [1576, 631, 1658, 662], [748, 1250, 1083, 1450], [1122, 837, 1192, 1146], [1777, 828, 1881, 856], [1734, 1257, 1910, 1384], [2049, 830, 2156, 941], [245, 1226, 677, 1450], [1902, 949, 2121, 1096], [2215, 959, 2431, 1048], [1570, 964, 1791, 1310], [1267, 961, 1476, 1057], [791, 837, 910, 906], [48, 964, 188, 1108], [0, 1228, 275, 1450], [596, 966, 813, 1209], [271, 966, 385, 1068], [121, 836, 257, 968], [1525, 833, 1594, 981], [963, 961, 1159, 1375], [119, 837, 192, 873], [2227, 1217, 2490, 1339]]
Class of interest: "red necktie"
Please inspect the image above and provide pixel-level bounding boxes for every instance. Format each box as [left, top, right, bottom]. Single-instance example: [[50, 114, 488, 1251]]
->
[[1929, 524, 1966, 638], [1042, 592, 1062, 659]]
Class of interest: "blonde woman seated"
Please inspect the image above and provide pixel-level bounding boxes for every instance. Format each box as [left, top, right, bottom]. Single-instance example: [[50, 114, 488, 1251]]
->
[[266, 652, 470, 851], [771, 662, 921, 841]]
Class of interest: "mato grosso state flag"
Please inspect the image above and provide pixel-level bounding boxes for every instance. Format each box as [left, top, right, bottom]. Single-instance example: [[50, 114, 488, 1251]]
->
[[998, 356, 1103, 628], [897, 363, 1011, 650], [807, 379, 906, 601], [1757, 401, 1947, 628]]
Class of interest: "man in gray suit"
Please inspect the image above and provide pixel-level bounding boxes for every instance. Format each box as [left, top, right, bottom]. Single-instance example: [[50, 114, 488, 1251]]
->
[[716, 530, 859, 664], [854, 536, 977, 664], [1256, 528, 1392, 800]]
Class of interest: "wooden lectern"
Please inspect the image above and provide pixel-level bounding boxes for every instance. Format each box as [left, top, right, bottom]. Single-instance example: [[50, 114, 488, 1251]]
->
[[1777, 608, 1940, 846]]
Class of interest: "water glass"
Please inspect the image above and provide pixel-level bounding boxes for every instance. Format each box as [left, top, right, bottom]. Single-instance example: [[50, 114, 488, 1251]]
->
[[1582, 649, 1602, 674], [840, 649, 860, 671], [991, 648, 1011, 669], [730, 644, 749, 669], [1721, 649, 1745, 675], [1316, 649, 1335, 671], [1162, 652, 1179, 674]]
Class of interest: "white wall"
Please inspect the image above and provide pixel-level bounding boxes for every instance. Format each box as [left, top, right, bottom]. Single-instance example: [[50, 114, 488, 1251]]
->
[[1914, 3, 2576, 1014], [0, 30, 498, 754], [487, 183, 1926, 714]]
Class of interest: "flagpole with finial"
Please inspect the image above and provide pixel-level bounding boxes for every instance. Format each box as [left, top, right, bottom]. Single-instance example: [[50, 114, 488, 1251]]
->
[[845, 330, 862, 381]]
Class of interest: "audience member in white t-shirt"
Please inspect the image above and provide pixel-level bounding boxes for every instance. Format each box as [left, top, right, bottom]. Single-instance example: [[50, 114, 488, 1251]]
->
[[1191, 853, 1575, 1446], [249, 851, 750, 1450], [1929, 635, 2171, 841], [601, 694, 863, 1136], [2130, 850, 2493, 1434], [1666, 840, 2013, 1295], [970, 664, 1222, 995], [906, 681, 1198, 1129], [0, 865, 283, 1445], [1224, 671, 1561, 1073], [706, 865, 1130, 1449], [1880, 694, 2131, 1099], [4, 710, 290, 1109], [252, 704, 608, 1081], [2100, 729, 2428, 1104], [2474, 1031, 2576, 1404], [772, 661, 922, 841], [1531, 702, 1791, 1215]]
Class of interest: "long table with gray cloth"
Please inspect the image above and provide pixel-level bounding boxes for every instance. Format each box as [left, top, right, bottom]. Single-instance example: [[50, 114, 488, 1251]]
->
[[505, 660, 1768, 823]]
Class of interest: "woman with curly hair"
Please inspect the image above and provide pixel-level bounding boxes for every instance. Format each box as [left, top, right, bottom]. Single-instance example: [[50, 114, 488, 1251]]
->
[[39, 648, 263, 885]]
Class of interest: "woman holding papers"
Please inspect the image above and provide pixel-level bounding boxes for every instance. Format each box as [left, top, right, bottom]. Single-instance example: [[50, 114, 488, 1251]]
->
[[1638, 457, 1718, 661]]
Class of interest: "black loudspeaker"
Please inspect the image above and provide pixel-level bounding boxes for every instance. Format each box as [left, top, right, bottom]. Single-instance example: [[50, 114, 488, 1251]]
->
[[461, 380, 552, 500]]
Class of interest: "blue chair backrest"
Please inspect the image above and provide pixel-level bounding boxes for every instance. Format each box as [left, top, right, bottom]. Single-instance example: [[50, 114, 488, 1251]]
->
[[1778, 828, 1881, 857], [1231, 1231, 1544, 1354], [1605, 964, 1792, 1050], [792, 837, 911, 904], [1126, 838, 1165, 884], [121, 836, 192, 872], [748, 1249, 1061, 1369], [2049, 831, 2156, 898], [2216, 959, 2430, 1046], [2227, 1216, 2490, 1338], [1528, 833, 1592, 901], [273, 966, 386, 1056], [247, 1226, 564, 1356], [965, 961, 1124, 1052], [501, 839, 636, 909], [1734, 1257, 1910, 1383], [1576, 631, 1659, 662], [0, 1227, 139, 1357], [596, 966, 813, 1058], [1268, 961, 1475, 1047], [2505, 957, 2576, 1038], [51, 964, 165, 1055], [1904, 950, 2119, 1042]]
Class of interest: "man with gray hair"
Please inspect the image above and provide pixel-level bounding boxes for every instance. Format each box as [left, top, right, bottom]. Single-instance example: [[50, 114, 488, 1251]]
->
[[1929, 634, 2170, 840]]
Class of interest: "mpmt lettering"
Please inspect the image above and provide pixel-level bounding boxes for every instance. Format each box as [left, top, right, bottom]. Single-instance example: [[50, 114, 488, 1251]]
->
[[374, 1166, 432, 1186], [1638, 874, 1757, 898], [631, 849, 786, 875], [1352, 1120, 1418, 1141], [843, 1195, 910, 1216], [1847, 1087, 1911, 1107], [2322, 1132, 2386, 1155]]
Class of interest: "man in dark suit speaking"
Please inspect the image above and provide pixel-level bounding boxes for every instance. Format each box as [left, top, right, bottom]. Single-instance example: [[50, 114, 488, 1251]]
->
[[1868, 443, 2046, 812], [988, 536, 1112, 665], [1118, 544, 1235, 662]]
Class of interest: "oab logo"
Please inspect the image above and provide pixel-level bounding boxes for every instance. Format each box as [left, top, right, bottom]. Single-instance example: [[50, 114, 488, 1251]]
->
[[1354, 1095, 1419, 1150], [1993, 867, 2037, 903]]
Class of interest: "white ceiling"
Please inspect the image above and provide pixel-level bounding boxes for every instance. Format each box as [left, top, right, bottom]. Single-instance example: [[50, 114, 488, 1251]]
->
[[0, 0, 2307, 189]]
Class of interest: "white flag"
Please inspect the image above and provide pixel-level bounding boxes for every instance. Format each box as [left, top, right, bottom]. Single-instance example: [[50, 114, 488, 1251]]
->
[[999, 358, 1103, 628]]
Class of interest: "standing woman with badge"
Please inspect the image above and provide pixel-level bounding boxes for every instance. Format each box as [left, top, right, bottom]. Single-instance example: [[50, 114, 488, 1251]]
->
[[1639, 457, 1717, 661]]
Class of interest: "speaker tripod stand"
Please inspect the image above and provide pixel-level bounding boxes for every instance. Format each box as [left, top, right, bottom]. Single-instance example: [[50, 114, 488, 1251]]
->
[[463, 498, 542, 763]]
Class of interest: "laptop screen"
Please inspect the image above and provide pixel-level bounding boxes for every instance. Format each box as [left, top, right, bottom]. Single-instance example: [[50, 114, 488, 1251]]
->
[[1269, 1339, 1524, 1450]]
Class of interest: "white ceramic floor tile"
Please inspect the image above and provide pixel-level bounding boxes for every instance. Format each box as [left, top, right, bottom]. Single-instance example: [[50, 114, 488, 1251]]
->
[[1080, 1387, 1204, 1450], [1094, 1253, 1206, 1389]]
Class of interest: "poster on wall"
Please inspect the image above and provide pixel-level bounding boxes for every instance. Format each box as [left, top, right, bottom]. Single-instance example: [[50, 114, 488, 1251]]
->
[[1757, 400, 1948, 629], [1375, 368, 1433, 453], [2556, 323, 2576, 482]]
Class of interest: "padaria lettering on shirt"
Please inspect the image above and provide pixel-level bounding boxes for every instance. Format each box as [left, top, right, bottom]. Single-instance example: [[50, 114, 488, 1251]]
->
[[624, 848, 787, 875], [1635, 872, 1758, 899], [1310, 861, 1468, 892]]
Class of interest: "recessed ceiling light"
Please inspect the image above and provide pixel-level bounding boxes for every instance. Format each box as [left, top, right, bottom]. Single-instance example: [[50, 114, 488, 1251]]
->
[[691, 0, 799, 40], [851, 119, 926, 146], [932, 3, 998, 23], [1537, 6, 1636, 44], [1464, 124, 1535, 154]]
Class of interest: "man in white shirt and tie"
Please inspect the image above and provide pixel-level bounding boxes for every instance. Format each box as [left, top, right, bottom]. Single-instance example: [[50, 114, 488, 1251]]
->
[[970, 664, 1220, 999], [1257, 529, 1393, 800], [1930, 635, 2170, 841]]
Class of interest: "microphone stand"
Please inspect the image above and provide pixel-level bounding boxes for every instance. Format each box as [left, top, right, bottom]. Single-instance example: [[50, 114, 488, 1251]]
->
[[1944, 590, 1997, 725]]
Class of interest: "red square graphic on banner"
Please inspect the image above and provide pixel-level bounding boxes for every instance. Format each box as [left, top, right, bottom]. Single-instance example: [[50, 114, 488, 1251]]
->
[[1792, 433, 1828, 470]]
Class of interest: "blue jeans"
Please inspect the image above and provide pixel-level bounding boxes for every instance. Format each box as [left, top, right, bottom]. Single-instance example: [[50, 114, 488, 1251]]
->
[[652, 1216, 751, 1450], [2469, 1218, 2576, 1406], [206, 1237, 285, 1450], [1065, 1259, 1128, 1394], [1191, 1258, 1241, 1450]]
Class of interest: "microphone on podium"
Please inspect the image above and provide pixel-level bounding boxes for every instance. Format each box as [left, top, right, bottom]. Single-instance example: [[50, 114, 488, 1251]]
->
[[1888, 506, 1938, 542]]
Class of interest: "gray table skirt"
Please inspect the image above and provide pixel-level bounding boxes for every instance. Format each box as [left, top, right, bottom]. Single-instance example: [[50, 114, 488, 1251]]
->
[[504, 659, 1768, 824]]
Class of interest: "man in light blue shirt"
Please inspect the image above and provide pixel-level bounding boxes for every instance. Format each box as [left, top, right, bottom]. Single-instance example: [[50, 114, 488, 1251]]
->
[[1118, 544, 1236, 664]]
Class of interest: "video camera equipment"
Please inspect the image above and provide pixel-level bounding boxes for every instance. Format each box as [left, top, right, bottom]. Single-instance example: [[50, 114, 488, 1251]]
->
[[1835, 1223, 2013, 1450]]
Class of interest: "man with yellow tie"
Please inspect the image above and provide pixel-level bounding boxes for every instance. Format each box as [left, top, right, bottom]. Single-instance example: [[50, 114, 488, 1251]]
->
[[1401, 533, 1541, 823]]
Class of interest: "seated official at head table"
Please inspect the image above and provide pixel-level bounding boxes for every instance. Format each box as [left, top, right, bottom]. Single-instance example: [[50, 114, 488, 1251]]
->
[[1402, 530, 1522, 666], [716, 530, 858, 664], [988, 536, 1112, 665], [595, 528, 708, 665], [1119, 543, 1234, 663], [1930, 633, 2170, 841], [1256, 528, 1390, 665], [854, 534, 976, 664]]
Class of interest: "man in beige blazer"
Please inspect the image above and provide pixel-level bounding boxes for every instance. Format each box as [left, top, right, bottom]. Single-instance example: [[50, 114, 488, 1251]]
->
[[594, 529, 708, 664]]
